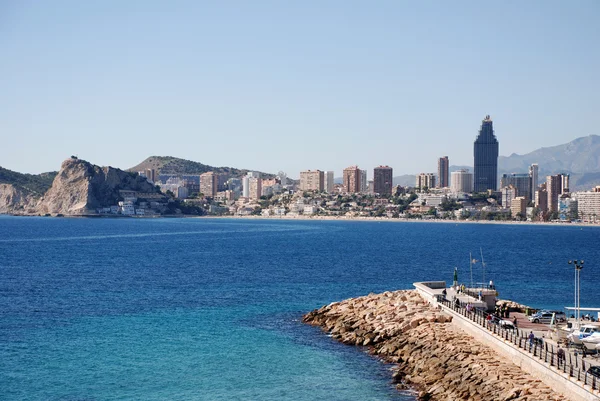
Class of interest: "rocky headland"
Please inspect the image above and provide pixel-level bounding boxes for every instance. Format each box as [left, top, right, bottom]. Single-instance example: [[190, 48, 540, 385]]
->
[[0, 158, 161, 216], [303, 290, 566, 401]]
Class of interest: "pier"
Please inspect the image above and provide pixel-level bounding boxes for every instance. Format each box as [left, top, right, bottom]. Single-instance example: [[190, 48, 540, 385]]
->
[[415, 281, 600, 401]]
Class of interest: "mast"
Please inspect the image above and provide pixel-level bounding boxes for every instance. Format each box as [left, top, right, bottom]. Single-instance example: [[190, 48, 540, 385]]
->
[[480, 247, 486, 286], [469, 252, 474, 289]]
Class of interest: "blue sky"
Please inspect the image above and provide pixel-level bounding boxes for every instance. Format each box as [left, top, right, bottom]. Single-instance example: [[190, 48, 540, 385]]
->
[[1, 1, 598, 178]]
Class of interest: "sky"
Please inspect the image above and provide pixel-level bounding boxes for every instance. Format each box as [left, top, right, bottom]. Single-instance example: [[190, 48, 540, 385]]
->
[[1, 1, 598, 179]]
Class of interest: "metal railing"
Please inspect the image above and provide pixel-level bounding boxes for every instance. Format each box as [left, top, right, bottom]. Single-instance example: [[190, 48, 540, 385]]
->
[[439, 298, 599, 391]]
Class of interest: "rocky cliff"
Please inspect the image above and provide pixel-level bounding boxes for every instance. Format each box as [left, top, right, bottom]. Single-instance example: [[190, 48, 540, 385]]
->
[[35, 158, 159, 216], [304, 290, 565, 401], [0, 184, 39, 215], [0, 158, 162, 216]]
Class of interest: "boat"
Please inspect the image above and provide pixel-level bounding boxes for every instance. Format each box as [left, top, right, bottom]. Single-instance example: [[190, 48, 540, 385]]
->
[[582, 332, 600, 351], [566, 324, 600, 345]]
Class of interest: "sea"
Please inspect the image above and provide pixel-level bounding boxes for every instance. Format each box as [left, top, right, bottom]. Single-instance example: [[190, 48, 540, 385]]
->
[[1, 216, 599, 401]]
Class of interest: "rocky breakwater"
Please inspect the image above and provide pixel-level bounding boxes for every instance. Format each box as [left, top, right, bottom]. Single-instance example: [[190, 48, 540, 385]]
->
[[303, 290, 566, 401]]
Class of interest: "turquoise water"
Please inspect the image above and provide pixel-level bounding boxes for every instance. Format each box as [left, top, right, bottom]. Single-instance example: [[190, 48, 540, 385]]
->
[[1, 217, 599, 400]]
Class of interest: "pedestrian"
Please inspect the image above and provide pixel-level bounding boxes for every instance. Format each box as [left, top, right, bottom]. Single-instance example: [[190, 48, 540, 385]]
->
[[528, 331, 535, 347], [557, 346, 565, 367], [513, 317, 518, 328]]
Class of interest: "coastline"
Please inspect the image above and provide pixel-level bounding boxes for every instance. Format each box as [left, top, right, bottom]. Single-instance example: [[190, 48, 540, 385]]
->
[[3, 212, 599, 228], [204, 214, 600, 228]]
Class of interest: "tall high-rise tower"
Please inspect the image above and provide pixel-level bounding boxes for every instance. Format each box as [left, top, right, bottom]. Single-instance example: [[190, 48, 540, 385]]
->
[[437, 156, 449, 188], [529, 163, 539, 200], [373, 166, 393, 195], [473, 115, 499, 192], [343, 166, 361, 193]]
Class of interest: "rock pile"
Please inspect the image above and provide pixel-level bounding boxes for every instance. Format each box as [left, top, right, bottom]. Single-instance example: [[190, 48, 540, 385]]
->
[[303, 290, 566, 401], [496, 299, 532, 313]]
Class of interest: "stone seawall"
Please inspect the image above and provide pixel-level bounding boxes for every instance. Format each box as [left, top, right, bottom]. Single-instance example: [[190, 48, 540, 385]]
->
[[303, 290, 566, 401]]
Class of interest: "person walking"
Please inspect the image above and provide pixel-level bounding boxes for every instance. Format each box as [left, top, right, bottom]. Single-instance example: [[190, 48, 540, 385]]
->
[[557, 346, 565, 367], [528, 331, 535, 347]]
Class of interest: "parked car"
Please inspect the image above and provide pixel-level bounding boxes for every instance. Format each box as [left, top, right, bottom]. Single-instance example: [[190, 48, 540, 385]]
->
[[588, 365, 600, 379], [528, 311, 566, 324], [499, 319, 516, 330]]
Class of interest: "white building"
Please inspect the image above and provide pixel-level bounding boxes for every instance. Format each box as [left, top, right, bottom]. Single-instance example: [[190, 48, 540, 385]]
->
[[303, 205, 317, 215], [572, 191, 600, 222], [451, 169, 473, 193], [242, 176, 250, 198], [277, 171, 287, 186], [423, 194, 447, 207], [121, 202, 135, 215], [501, 186, 517, 207]]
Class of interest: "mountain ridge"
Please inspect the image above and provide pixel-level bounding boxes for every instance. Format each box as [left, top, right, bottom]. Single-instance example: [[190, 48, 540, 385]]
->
[[393, 135, 600, 190]]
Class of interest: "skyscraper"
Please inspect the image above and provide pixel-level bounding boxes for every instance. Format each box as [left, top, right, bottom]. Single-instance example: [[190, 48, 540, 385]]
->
[[416, 173, 436, 191], [200, 172, 218, 197], [248, 177, 262, 200], [359, 169, 367, 193], [242, 171, 260, 198], [325, 171, 334, 193], [299, 170, 324, 191], [373, 165, 393, 195], [343, 166, 361, 193], [547, 174, 566, 212], [529, 163, 539, 200], [437, 157, 449, 188], [473, 115, 499, 192]]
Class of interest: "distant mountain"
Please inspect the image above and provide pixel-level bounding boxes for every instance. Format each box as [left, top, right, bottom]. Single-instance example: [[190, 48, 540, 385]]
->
[[391, 135, 600, 191], [498, 135, 600, 190], [499, 135, 600, 174], [128, 156, 275, 178], [0, 166, 57, 196], [393, 175, 415, 187]]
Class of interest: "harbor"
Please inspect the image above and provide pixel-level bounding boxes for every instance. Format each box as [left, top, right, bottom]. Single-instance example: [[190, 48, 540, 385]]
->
[[304, 281, 600, 401]]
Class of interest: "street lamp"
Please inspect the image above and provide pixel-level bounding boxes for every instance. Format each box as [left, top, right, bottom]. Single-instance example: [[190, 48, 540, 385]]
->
[[568, 260, 584, 327]]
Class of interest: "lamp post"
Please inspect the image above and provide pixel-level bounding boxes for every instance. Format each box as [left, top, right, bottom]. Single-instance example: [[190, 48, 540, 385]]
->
[[568, 260, 584, 327]]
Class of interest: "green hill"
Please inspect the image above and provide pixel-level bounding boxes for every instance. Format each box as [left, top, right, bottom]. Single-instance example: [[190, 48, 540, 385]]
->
[[128, 156, 275, 178], [0, 167, 57, 197]]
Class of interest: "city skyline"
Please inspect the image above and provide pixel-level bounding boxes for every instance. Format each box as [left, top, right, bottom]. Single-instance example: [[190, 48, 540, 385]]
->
[[1, 2, 598, 177]]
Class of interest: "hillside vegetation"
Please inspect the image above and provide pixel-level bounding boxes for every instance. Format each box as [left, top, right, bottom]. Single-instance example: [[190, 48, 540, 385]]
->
[[0, 167, 57, 196], [129, 156, 274, 178]]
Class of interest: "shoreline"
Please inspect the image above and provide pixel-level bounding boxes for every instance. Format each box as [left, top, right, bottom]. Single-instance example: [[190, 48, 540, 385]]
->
[[204, 214, 600, 228], [3, 212, 600, 228]]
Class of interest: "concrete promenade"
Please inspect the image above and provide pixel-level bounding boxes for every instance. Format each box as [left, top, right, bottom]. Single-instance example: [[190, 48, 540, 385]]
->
[[415, 281, 600, 401]]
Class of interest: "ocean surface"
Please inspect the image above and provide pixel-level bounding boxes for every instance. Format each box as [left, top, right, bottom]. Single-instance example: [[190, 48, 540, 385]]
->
[[1, 216, 599, 401]]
